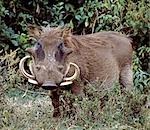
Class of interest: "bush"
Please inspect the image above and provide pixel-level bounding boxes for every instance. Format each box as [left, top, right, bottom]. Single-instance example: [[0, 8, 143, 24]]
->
[[0, 0, 149, 96], [133, 46, 150, 92]]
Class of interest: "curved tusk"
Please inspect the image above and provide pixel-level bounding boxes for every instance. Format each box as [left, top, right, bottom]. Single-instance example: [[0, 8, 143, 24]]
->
[[60, 81, 73, 86], [19, 55, 35, 79], [29, 61, 35, 76], [63, 62, 80, 81], [28, 78, 38, 84]]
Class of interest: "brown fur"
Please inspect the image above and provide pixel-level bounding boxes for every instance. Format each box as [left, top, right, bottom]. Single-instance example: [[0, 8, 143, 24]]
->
[[63, 31, 133, 89], [27, 27, 133, 117]]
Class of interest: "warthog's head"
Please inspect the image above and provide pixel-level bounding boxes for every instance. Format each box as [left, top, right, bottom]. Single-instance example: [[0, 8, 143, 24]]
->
[[19, 26, 80, 90]]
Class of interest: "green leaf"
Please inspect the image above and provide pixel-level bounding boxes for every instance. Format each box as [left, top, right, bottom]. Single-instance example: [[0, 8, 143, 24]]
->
[[11, 40, 18, 46], [75, 15, 82, 21]]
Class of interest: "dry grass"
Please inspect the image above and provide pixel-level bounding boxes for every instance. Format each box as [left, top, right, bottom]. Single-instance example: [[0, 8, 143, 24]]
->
[[1, 86, 150, 130], [0, 50, 150, 130]]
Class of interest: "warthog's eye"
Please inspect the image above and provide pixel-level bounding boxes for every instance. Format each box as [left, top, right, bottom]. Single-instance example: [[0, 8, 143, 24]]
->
[[36, 42, 41, 49], [58, 42, 63, 51], [55, 42, 65, 62], [55, 42, 72, 62], [35, 42, 45, 61]]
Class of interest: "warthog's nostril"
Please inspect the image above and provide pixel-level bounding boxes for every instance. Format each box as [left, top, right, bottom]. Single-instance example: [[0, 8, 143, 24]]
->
[[41, 81, 57, 90], [42, 81, 57, 87]]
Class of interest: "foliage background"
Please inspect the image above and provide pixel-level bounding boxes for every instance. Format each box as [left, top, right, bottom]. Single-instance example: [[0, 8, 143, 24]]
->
[[0, 0, 150, 129], [0, 0, 149, 89]]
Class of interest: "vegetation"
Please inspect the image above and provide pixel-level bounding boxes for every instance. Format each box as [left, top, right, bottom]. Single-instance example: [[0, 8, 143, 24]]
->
[[0, 0, 149, 129]]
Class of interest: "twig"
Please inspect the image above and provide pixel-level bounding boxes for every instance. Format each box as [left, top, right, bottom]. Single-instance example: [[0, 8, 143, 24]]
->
[[17, 84, 49, 96], [22, 85, 28, 97], [92, 9, 98, 34]]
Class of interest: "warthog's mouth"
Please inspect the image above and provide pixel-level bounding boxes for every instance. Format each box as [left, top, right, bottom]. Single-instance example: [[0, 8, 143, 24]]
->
[[19, 55, 80, 89]]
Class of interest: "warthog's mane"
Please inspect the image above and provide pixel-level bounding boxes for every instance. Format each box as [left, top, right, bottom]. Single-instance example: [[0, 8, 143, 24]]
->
[[40, 26, 132, 51]]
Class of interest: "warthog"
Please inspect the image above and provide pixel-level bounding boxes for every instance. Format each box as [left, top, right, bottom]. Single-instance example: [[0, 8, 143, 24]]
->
[[19, 26, 133, 117]]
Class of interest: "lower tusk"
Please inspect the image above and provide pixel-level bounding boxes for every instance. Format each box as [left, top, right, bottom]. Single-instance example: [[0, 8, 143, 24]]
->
[[60, 81, 73, 86], [28, 78, 73, 86], [28, 78, 38, 84], [63, 62, 80, 81], [19, 55, 35, 79]]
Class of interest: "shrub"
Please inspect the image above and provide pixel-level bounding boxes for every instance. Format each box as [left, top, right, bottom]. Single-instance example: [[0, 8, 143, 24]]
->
[[0, 0, 149, 93]]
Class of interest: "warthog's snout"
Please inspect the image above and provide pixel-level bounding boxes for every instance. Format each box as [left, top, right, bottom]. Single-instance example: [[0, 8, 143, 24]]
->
[[40, 81, 58, 90], [19, 55, 80, 90]]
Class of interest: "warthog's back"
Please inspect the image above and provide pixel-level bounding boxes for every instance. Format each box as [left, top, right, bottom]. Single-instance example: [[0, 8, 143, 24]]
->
[[65, 31, 133, 89]]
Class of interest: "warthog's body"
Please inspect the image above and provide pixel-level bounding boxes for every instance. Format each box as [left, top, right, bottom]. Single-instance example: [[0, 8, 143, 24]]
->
[[20, 27, 133, 117], [64, 32, 133, 90]]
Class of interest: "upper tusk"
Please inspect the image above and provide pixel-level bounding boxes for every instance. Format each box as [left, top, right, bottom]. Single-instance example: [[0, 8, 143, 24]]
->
[[29, 61, 35, 76], [19, 55, 35, 79], [63, 62, 80, 81]]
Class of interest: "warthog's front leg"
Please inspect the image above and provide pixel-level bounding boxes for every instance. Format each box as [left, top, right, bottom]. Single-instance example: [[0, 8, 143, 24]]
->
[[50, 89, 61, 117]]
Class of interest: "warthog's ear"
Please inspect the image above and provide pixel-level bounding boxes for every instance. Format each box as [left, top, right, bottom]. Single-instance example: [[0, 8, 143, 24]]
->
[[27, 24, 42, 39], [62, 28, 72, 38]]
